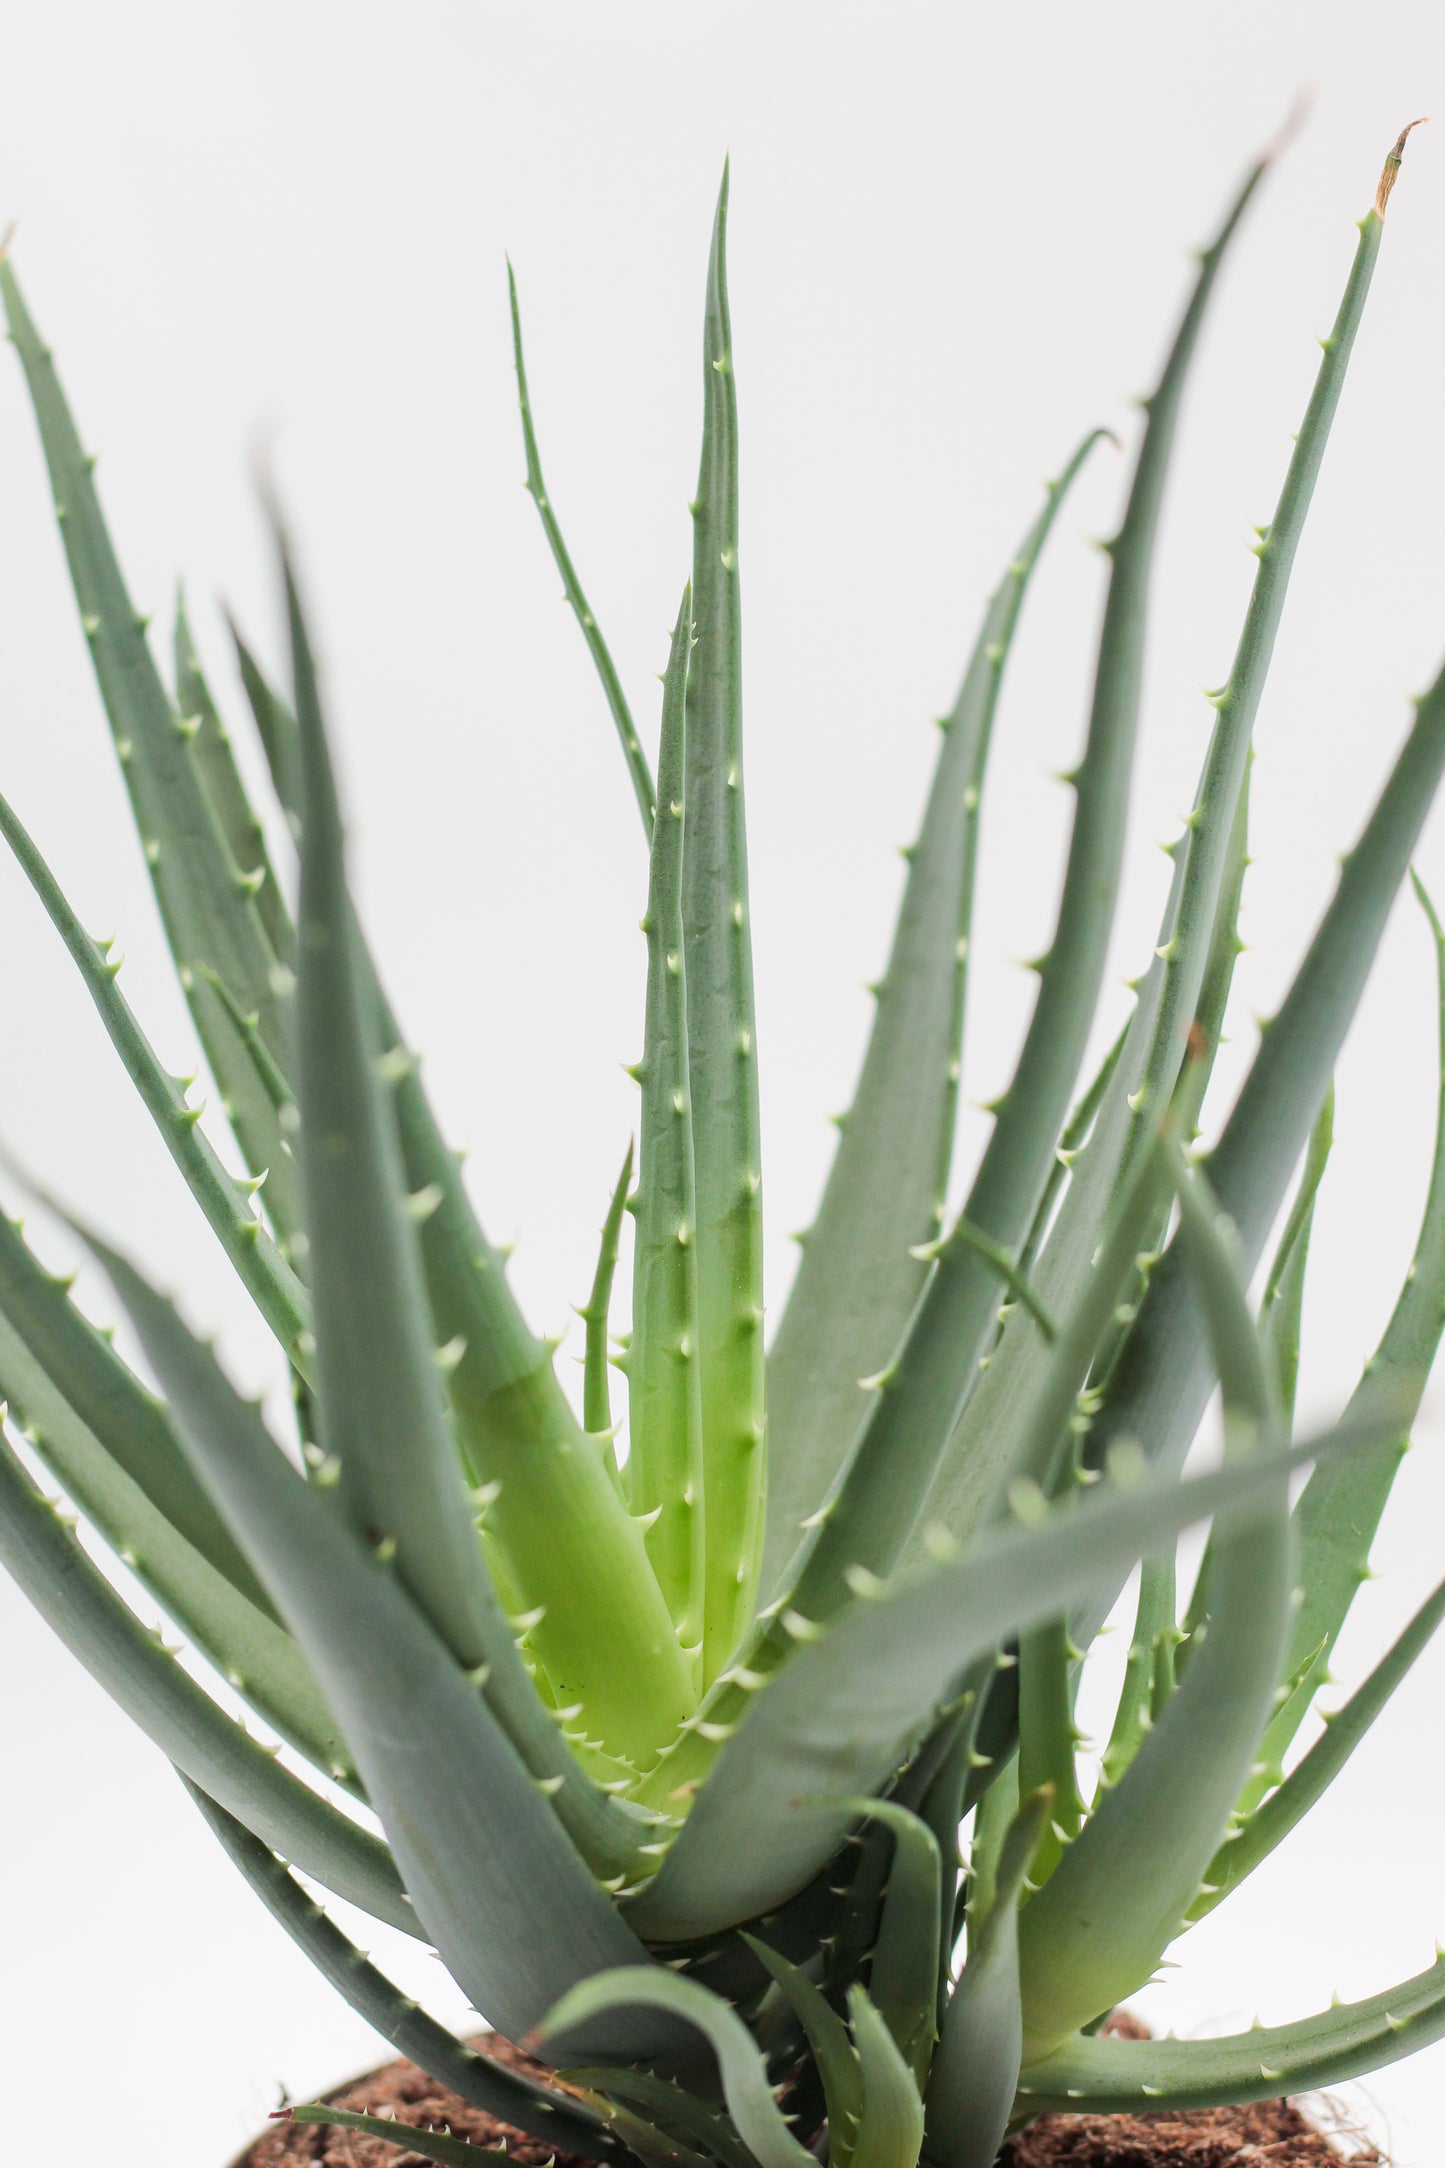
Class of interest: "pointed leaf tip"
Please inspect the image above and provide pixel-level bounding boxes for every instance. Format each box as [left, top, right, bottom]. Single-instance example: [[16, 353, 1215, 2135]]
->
[[1375, 118, 1427, 216]]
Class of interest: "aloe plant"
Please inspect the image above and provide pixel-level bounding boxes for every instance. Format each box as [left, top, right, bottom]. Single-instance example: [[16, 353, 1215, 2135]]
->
[[1, 121, 1442, 2168]]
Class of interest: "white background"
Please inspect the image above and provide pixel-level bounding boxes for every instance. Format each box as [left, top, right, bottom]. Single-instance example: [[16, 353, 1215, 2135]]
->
[[2, 3, 1444, 2162]]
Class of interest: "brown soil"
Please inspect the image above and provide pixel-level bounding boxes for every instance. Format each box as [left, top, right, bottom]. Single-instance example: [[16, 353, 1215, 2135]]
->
[[236, 2025, 1377, 2168], [999, 2098, 1377, 2166]]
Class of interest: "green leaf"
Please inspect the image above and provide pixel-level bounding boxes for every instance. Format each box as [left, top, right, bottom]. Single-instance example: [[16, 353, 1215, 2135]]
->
[[628, 591, 705, 1645], [542, 1968, 816, 2168], [917, 127, 1396, 1566], [0, 1205, 269, 1611], [1257, 1084, 1334, 1430], [1257, 872, 1445, 1785], [681, 164, 766, 1680], [507, 260, 655, 837], [1016, 1149, 1290, 2062], [0, 1301, 353, 1786], [1016, 1620, 1082, 1888], [1191, 1570, 1445, 1920], [560, 2066, 757, 2168], [1098, 1551, 1177, 1793], [222, 617, 693, 1763], [1015, 1949, 1445, 2114], [280, 516, 502, 1678], [925, 1788, 1051, 2168], [1084, 647, 1445, 1527], [85, 1236, 664, 2046], [580, 1140, 633, 1450], [378, 997, 696, 1775], [840, 1800, 942, 2088], [174, 587, 295, 966], [762, 431, 1107, 1597], [227, 609, 301, 822], [274, 2106, 510, 2166], [743, 1935, 862, 2168], [0, 1431, 412, 1929], [0, 790, 311, 1371], [0, 259, 303, 1247], [753, 156, 1267, 1641], [848, 1985, 925, 2168], [628, 1425, 1351, 1936], [185, 1779, 617, 2156]]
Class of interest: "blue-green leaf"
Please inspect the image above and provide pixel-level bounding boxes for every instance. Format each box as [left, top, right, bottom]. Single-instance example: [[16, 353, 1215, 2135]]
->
[[0, 1431, 411, 1929], [84, 1237, 662, 2046], [681, 165, 766, 1679], [185, 1778, 616, 2157], [542, 1969, 815, 2168], [925, 1787, 1051, 2168], [0, 258, 302, 1246], [628, 1426, 1352, 1937], [1016, 1948, 1445, 2114], [762, 431, 1108, 1596], [628, 591, 705, 1644], [507, 261, 655, 837]]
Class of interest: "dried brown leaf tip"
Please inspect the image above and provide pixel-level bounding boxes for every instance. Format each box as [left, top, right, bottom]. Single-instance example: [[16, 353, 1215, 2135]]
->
[[1375, 117, 1427, 216]]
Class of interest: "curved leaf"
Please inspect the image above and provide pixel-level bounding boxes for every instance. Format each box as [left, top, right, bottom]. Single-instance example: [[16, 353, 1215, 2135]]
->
[[507, 261, 655, 837], [1016, 1950, 1445, 2114], [925, 1788, 1051, 2168], [542, 1968, 814, 2168]]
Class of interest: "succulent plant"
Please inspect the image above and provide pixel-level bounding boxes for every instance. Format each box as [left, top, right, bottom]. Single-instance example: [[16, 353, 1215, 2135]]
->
[[3, 118, 1445, 2168]]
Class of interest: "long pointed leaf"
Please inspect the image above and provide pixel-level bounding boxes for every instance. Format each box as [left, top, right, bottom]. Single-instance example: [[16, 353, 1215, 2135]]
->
[[0, 1431, 412, 1929], [0, 1205, 269, 1610], [581, 1140, 633, 1449], [219, 624, 694, 1760], [275, 2107, 508, 2167], [545, 1969, 814, 2168], [87, 1238, 668, 2048], [0, 257, 302, 1245], [185, 1779, 617, 2157], [925, 1788, 1051, 2168], [0, 790, 310, 1368], [847, 1986, 925, 2168], [1192, 1570, 1445, 1920], [1256, 871, 1445, 1783], [847, 1801, 942, 2087], [281, 519, 500, 1677], [629, 591, 705, 1643], [916, 130, 1399, 1565], [174, 589, 295, 965], [682, 165, 766, 1679], [507, 261, 655, 836], [0, 1304, 353, 1785], [743, 1936, 862, 2168], [754, 154, 1268, 1639], [762, 431, 1108, 1594], [1082, 649, 1445, 1546], [627, 1425, 1356, 1937], [1017, 1150, 1290, 2061], [1016, 1947, 1445, 2114]]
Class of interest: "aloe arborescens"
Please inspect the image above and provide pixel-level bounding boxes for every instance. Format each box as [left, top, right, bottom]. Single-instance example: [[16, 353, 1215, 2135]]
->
[[1, 124, 1443, 2168]]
